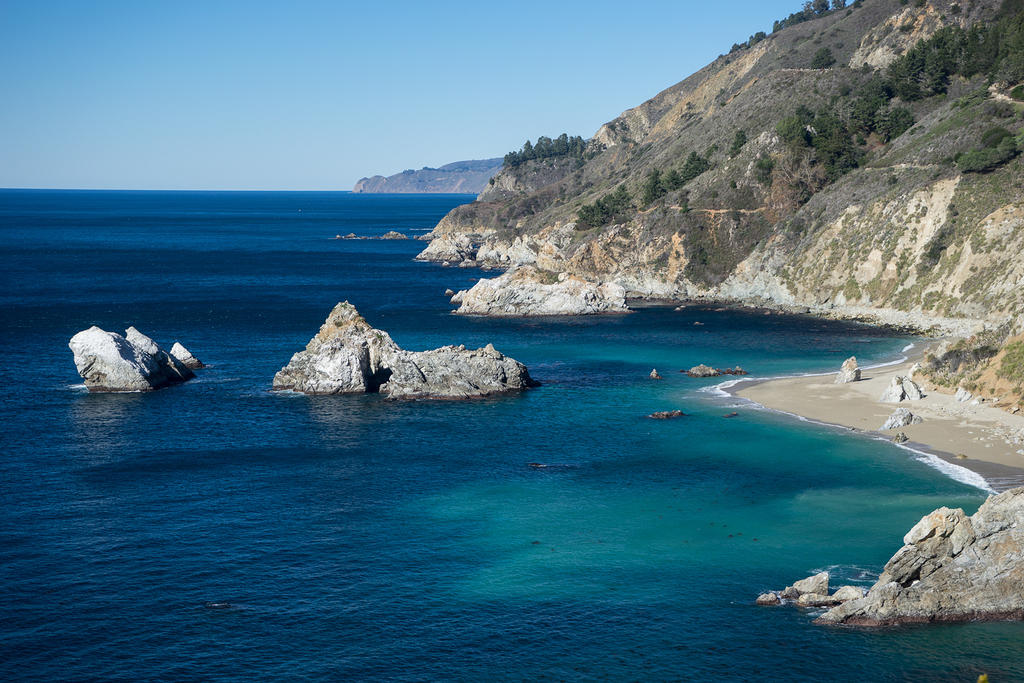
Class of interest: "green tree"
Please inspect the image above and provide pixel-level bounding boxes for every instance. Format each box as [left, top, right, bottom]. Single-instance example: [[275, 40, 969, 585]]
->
[[811, 47, 836, 68], [729, 129, 748, 157]]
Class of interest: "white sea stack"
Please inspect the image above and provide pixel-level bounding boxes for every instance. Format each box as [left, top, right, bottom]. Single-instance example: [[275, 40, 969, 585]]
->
[[69, 326, 194, 392], [272, 301, 536, 399], [451, 266, 628, 316]]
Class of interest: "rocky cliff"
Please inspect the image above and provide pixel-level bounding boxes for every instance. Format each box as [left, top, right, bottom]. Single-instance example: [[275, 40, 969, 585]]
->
[[818, 487, 1024, 625], [353, 158, 502, 194], [417, 0, 1024, 402]]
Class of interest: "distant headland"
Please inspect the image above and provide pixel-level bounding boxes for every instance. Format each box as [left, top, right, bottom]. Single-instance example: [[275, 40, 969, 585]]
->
[[353, 158, 501, 194]]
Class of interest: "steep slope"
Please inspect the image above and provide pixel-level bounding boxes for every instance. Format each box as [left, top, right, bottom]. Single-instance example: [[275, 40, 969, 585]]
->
[[418, 0, 1024, 402], [353, 158, 502, 193]]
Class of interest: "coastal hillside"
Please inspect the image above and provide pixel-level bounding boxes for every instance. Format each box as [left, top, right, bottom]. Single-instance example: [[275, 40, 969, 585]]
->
[[353, 158, 502, 193], [419, 0, 1024, 406]]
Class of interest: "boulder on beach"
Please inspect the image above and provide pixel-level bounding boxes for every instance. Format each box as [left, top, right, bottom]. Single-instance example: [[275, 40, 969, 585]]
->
[[835, 356, 861, 384], [272, 301, 537, 399], [955, 387, 973, 402], [449, 265, 628, 316], [818, 487, 1024, 626], [881, 407, 923, 430], [69, 326, 195, 392], [170, 342, 204, 369], [880, 376, 924, 402]]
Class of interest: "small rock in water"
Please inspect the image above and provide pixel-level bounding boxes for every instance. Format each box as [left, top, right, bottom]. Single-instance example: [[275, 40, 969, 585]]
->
[[527, 462, 548, 469], [170, 342, 204, 369], [380, 230, 407, 240], [204, 602, 233, 609], [650, 368, 663, 380], [756, 592, 780, 606], [647, 410, 686, 419], [445, 288, 455, 297], [724, 412, 739, 418]]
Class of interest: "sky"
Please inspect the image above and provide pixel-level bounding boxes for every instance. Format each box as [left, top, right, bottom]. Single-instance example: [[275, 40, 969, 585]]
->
[[0, 0, 800, 190]]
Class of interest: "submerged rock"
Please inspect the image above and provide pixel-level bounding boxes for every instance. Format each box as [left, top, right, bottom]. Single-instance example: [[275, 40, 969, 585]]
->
[[170, 342, 204, 369], [835, 356, 861, 384], [69, 326, 195, 392], [450, 266, 628, 316], [881, 407, 923, 430], [272, 301, 536, 399], [818, 487, 1024, 626]]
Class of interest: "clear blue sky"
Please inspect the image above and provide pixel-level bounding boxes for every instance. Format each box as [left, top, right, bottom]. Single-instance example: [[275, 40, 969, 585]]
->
[[0, 0, 799, 190]]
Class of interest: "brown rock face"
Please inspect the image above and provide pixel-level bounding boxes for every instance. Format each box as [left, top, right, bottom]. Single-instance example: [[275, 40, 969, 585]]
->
[[818, 488, 1024, 626]]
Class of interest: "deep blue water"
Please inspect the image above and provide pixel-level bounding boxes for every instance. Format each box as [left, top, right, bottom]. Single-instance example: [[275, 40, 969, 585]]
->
[[1, 190, 1021, 681]]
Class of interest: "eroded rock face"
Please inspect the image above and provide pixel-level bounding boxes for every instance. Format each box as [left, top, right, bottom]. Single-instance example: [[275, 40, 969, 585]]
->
[[69, 326, 195, 392], [835, 356, 861, 384], [450, 266, 628, 316], [272, 302, 536, 399], [818, 487, 1024, 626]]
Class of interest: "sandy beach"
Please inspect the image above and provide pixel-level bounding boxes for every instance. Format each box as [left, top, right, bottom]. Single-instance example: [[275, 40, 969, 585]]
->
[[734, 349, 1024, 491]]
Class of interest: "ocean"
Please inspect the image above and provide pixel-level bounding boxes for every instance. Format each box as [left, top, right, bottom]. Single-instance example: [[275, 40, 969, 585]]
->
[[1, 189, 1021, 681]]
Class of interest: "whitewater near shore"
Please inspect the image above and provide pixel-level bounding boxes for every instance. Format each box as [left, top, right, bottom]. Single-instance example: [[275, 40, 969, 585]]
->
[[733, 349, 1024, 492]]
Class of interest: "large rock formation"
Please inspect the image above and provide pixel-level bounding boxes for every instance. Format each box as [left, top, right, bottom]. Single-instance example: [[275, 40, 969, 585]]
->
[[69, 326, 195, 392], [450, 266, 628, 316], [835, 356, 861, 384], [272, 302, 536, 399], [818, 487, 1024, 626]]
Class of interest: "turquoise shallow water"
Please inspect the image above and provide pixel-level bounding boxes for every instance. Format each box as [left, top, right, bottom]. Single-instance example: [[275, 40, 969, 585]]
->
[[1, 190, 1021, 681]]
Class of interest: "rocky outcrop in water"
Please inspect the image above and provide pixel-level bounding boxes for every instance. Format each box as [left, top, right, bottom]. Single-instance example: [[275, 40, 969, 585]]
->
[[170, 342, 204, 369], [69, 326, 195, 392], [685, 365, 749, 378], [450, 266, 628, 316], [648, 410, 686, 419], [817, 487, 1024, 626], [835, 356, 861, 384], [272, 302, 536, 399]]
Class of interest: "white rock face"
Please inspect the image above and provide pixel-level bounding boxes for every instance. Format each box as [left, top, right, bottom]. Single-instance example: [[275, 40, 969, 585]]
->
[[881, 407, 923, 430], [272, 302, 536, 398], [170, 342, 204, 369], [451, 266, 628, 316], [69, 326, 195, 392], [835, 356, 861, 384], [880, 376, 925, 402], [955, 387, 973, 402]]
